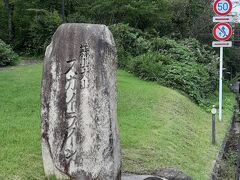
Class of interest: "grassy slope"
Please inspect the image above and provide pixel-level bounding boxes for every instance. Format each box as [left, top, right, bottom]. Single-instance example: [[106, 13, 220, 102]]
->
[[0, 64, 235, 179]]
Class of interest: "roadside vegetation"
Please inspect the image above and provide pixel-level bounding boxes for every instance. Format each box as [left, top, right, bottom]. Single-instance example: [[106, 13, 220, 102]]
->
[[0, 0, 238, 179], [0, 39, 19, 67], [0, 65, 235, 179], [111, 23, 218, 104], [0, 0, 236, 105], [1, 0, 239, 75]]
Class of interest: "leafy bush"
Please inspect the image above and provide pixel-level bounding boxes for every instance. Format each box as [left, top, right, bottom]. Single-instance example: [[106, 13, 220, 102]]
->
[[180, 38, 217, 64], [110, 23, 151, 68], [162, 62, 216, 102], [0, 39, 20, 67], [128, 37, 218, 103], [109, 23, 218, 103], [129, 52, 171, 81]]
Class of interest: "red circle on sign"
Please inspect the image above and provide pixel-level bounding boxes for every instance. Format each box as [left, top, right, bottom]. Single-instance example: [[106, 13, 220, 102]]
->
[[213, 0, 232, 16], [213, 23, 232, 41]]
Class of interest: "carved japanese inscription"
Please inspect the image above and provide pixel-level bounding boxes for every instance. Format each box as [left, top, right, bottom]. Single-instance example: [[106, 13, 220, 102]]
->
[[64, 58, 78, 163], [40, 24, 121, 180], [63, 44, 90, 164]]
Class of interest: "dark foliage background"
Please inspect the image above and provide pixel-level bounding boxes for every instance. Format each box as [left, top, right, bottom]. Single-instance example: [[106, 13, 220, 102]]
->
[[0, 0, 238, 103]]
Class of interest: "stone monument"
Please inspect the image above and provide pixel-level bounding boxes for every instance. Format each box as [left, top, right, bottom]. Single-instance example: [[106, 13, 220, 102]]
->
[[40, 23, 121, 179]]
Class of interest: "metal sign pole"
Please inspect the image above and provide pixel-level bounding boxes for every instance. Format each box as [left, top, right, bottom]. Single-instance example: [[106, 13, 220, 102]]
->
[[219, 47, 223, 122], [213, 0, 233, 121], [211, 105, 217, 145]]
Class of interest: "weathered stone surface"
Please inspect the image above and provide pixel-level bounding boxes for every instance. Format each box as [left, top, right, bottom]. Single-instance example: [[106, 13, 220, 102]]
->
[[122, 174, 166, 180], [154, 168, 192, 180], [40, 23, 121, 179]]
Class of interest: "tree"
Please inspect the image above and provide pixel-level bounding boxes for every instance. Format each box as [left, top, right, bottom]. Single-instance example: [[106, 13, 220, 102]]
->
[[170, 0, 212, 42], [68, 0, 172, 35], [61, 0, 65, 23], [3, 0, 14, 42]]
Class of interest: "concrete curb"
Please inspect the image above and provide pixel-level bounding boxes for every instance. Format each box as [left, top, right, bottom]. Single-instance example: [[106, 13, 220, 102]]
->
[[210, 108, 237, 180]]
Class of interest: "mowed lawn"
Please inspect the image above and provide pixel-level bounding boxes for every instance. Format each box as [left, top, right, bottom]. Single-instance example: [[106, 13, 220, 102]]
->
[[0, 64, 235, 179]]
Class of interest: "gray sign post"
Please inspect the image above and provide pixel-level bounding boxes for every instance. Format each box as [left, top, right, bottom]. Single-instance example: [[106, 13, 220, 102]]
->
[[211, 105, 217, 145]]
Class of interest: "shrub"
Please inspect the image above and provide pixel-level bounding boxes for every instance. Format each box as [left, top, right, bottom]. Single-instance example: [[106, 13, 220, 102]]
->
[[0, 39, 20, 67], [161, 62, 216, 102], [180, 38, 217, 64], [130, 53, 217, 103], [109, 24, 218, 104], [150, 37, 199, 63], [129, 37, 218, 103], [129, 52, 171, 81], [150, 37, 178, 52], [109, 23, 151, 68]]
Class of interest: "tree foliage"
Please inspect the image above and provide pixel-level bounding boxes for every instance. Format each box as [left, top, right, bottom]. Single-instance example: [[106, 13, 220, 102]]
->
[[0, 0, 238, 99], [0, 0, 195, 53], [0, 39, 19, 66], [128, 37, 218, 104]]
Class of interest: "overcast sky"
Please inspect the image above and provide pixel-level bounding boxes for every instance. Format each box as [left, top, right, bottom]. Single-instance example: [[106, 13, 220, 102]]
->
[[232, 0, 240, 14], [231, 0, 240, 23]]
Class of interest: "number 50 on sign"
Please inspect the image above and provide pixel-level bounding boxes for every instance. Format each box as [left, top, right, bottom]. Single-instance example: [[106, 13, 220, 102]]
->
[[213, 0, 232, 16]]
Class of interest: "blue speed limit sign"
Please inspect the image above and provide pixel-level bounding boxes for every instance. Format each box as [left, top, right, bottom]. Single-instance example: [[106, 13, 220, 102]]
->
[[213, 0, 232, 16]]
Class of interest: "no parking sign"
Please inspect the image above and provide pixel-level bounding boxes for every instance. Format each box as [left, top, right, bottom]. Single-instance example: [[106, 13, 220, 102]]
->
[[213, 23, 232, 41], [212, 0, 233, 122]]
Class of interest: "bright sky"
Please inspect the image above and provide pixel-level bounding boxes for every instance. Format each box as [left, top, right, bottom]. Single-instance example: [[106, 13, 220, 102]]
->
[[228, 0, 240, 24], [232, 0, 240, 18]]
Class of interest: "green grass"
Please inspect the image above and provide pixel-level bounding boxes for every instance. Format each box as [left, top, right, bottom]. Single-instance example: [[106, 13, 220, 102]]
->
[[0, 64, 235, 179]]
